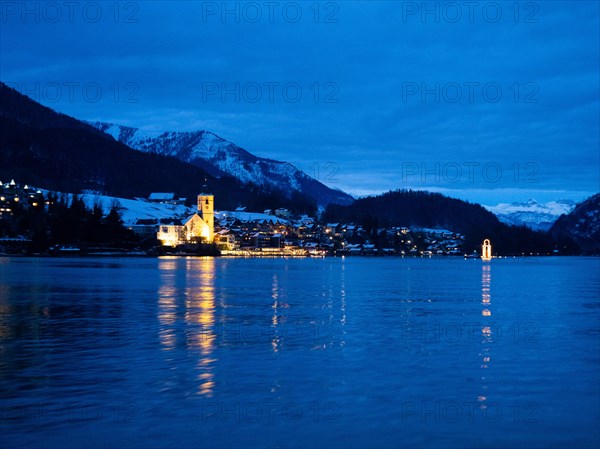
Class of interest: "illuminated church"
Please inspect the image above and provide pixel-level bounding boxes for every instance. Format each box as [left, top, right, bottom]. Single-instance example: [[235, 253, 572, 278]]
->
[[156, 188, 214, 246]]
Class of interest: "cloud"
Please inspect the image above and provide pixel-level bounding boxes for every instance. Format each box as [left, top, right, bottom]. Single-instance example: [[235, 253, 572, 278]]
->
[[1, 0, 597, 203]]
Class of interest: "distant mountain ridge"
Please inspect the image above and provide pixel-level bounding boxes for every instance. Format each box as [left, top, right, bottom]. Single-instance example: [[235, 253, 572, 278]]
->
[[550, 194, 600, 253], [0, 81, 317, 214], [87, 121, 354, 207], [484, 199, 576, 231]]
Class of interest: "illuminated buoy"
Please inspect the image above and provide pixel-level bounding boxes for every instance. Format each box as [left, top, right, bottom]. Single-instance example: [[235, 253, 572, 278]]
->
[[482, 239, 492, 261]]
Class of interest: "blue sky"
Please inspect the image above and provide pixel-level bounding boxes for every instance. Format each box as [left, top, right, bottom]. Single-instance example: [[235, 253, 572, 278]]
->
[[1, 1, 598, 204]]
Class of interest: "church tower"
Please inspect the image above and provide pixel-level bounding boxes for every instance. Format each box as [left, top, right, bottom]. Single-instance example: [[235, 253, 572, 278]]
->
[[197, 185, 214, 243]]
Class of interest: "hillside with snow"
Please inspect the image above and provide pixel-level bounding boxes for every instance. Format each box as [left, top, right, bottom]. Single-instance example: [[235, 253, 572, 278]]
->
[[484, 199, 575, 231], [51, 191, 289, 226], [87, 121, 354, 207]]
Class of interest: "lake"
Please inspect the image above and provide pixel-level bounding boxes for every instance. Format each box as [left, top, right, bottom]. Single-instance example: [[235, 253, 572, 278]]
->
[[1, 256, 599, 448]]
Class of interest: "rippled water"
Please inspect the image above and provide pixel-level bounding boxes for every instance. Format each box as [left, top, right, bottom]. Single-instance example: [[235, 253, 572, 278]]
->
[[1, 256, 599, 448]]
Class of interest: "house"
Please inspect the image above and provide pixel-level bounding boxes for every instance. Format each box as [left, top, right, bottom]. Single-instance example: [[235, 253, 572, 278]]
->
[[254, 233, 282, 249], [0, 180, 45, 217], [362, 244, 376, 255], [274, 208, 292, 219], [156, 220, 183, 247], [325, 223, 340, 234], [129, 218, 159, 237], [147, 192, 186, 205], [215, 230, 237, 250], [148, 192, 175, 203]]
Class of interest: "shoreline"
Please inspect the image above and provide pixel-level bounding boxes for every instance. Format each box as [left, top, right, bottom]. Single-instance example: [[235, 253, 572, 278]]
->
[[0, 252, 589, 259]]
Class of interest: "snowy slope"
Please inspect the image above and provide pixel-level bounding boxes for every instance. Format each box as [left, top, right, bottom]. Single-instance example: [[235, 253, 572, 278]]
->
[[484, 199, 575, 231], [41, 191, 195, 226], [47, 191, 289, 226], [87, 121, 354, 207], [215, 210, 288, 224]]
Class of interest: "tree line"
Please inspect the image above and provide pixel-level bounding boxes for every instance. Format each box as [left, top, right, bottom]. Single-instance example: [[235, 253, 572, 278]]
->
[[0, 193, 139, 251], [323, 189, 580, 255]]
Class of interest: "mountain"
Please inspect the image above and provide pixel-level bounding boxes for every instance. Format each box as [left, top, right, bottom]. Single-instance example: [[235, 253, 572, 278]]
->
[[484, 199, 576, 231], [0, 81, 317, 214], [323, 189, 555, 255], [87, 121, 354, 207], [550, 194, 600, 254]]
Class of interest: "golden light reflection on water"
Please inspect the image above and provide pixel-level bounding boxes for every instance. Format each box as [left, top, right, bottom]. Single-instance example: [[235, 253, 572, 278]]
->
[[479, 263, 492, 407], [158, 258, 178, 351], [185, 258, 216, 397], [158, 257, 217, 397]]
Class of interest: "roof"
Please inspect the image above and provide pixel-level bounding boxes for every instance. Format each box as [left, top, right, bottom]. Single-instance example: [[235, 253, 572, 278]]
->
[[184, 213, 201, 224], [0, 236, 31, 242], [148, 192, 175, 200], [158, 218, 183, 226], [135, 218, 158, 225]]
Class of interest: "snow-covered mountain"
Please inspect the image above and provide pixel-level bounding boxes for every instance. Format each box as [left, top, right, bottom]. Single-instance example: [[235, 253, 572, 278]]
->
[[87, 122, 354, 207], [484, 199, 576, 231]]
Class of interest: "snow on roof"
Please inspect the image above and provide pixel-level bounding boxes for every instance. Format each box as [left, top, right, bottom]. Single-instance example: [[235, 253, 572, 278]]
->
[[148, 192, 175, 200], [183, 213, 200, 224], [413, 227, 454, 234]]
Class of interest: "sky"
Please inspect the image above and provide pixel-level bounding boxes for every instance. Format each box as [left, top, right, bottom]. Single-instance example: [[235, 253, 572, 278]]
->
[[1, 0, 599, 205]]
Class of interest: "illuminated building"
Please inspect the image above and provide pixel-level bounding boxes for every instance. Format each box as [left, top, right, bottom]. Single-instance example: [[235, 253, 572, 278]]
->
[[156, 187, 215, 246]]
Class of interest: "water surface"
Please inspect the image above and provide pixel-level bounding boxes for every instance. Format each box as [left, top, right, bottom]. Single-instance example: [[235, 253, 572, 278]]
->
[[1, 256, 599, 448]]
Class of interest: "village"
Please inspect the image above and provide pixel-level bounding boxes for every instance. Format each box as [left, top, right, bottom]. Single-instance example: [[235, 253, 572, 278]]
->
[[0, 180, 467, 257], [138, 188, 467, 257]]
